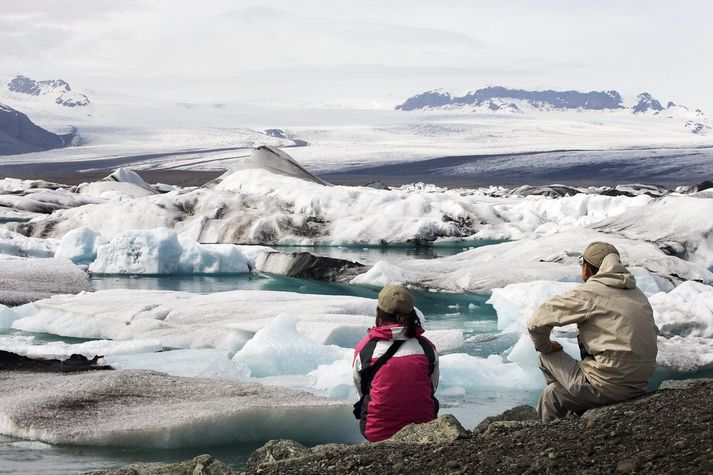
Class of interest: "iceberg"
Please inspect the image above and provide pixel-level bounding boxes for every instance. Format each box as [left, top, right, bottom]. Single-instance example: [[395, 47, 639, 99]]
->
[[233, 314, 350, 378], [9, 289, 376, 354], [0, 230, 58, 259], [9, 147, 660, 250], [87, 228, 252, 274], [596, 195, 713, 269], [352, 228, 713, 293], [54, 227, 107, 265]]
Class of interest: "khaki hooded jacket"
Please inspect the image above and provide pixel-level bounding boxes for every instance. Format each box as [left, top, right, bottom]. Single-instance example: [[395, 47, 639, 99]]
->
[[527, 254, 658, 401]]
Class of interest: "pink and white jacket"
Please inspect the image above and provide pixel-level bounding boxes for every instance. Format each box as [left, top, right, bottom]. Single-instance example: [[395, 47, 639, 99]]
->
[[352, 324, 439, 442]]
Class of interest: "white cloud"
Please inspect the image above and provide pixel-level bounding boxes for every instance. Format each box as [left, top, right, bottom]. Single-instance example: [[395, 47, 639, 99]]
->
[[1, 0, 712, 111]]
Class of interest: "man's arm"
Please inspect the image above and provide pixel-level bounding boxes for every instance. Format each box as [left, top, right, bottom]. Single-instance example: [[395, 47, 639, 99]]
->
[[527, 290, 591, 353]]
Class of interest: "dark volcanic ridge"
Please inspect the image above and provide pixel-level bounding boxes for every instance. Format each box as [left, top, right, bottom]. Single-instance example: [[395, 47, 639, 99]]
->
[[0, 103, 76, 155]]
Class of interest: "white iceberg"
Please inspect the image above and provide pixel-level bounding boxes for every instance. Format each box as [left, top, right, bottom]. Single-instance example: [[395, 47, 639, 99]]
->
[[54, 226, 107, 265], [352, 228, 712, 293], [87, 228, 252, 275]]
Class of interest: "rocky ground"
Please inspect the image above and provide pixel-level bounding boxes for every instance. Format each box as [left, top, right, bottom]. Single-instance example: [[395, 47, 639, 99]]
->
[[89, 379, 713, 475]]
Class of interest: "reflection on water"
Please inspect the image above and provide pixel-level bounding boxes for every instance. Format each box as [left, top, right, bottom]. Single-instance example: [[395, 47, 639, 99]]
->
[[269, 239, 506, 266]]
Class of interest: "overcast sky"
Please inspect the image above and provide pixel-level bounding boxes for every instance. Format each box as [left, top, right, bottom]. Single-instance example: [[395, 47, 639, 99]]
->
[[2, 0, 712, 110]]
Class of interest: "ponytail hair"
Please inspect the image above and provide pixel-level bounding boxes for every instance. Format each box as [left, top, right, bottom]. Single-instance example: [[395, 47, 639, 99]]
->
[[376, 308, 422, 338]]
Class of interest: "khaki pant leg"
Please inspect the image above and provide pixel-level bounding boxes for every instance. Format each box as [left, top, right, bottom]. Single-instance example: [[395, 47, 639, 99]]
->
[[536, 351, 612, 423]]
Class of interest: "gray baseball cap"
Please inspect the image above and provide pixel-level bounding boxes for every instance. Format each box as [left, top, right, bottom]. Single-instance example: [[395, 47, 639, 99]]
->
[[582, 242, 620, 268]]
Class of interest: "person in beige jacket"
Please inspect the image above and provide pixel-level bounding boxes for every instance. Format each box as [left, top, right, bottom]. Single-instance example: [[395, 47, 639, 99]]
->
[[527, 242, 658, 422]]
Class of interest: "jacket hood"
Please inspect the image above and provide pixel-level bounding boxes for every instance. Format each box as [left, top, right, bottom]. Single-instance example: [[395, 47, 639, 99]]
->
[[588, 253, 637, 289], [367, 324, 424, 341]]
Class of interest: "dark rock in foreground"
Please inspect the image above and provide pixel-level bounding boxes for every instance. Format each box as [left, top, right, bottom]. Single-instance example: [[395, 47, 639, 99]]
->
[[85, 454, 233, 475], [88, 379, 713, 474], [250, 378, 713, 474]]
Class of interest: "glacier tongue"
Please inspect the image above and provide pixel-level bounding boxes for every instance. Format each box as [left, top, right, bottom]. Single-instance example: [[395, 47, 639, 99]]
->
[[0, 370, 359, 447]]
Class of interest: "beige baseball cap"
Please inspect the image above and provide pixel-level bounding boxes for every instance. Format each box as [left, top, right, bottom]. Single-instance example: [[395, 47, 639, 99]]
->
[[377, 285, 415, 315], [582, 241, 620, 268]]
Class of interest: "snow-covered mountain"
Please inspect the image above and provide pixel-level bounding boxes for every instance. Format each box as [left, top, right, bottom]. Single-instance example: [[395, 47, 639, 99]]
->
[[396, 87, 709, 134], [6, 75, 90, 108]]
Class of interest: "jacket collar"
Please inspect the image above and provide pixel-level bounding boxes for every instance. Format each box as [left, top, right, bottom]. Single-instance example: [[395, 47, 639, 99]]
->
[[367, 324, 424, 341]]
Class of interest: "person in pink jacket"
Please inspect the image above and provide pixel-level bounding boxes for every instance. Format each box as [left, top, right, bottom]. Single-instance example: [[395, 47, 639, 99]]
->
[[352, 284, 439, 442]]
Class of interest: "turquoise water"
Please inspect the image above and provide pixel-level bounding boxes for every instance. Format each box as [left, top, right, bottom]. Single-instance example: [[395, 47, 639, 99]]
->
[[268, 239, 506, 265], [0, 435, 261, 474]]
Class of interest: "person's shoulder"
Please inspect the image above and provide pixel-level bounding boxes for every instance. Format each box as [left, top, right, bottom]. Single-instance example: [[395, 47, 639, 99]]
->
[[354, 333, 375, 354], [415, 335, 438, 352]]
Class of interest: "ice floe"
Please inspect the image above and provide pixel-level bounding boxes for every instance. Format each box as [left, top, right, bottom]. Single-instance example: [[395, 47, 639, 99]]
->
[[0, 370, 359, 447], [8, 289, 376, 354], [352, 229, 713, 293], [596, 195, 713, 269], [0, 229, 58, 259], [0, 258, 91, 306]]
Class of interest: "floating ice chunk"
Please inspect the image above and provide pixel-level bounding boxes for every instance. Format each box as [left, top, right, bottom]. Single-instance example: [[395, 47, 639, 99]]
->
[[649, 281, 713, 338], [0, 335, 161, 360], [11, 289, 376, 353], [77, 169, 156, 200], [423, 329, 464, 353], [656, 335, 713, 372], [0, 370, 360, 447], [87, 228, 252, 274], [505, 334, 581, 370], [596, 195, 713, 270], [351, 228, 712, 293], [106, 168, 152, 189], [177, 238, 251, 274], [0, 230, 58, 259], [629, 266, 675, 296], [296, 315, 373, 347], [307, 354, 357, 400], [439, 353, 544, 392], [350, 260, 430, 287], [107, 349, 249, 380], [233, 314, 350, 377], [54, 226, 107, 265], [0, 305, 22, 330], [488, 281, 578, 333], [90, 228, 182, 274]]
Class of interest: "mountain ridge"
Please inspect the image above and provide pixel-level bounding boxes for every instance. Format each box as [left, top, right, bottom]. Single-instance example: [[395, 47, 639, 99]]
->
[[6, 75, 90, 108]]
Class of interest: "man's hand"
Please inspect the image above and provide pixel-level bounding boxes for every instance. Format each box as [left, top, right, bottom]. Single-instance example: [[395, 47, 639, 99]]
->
[[543, 340, 563, 354]]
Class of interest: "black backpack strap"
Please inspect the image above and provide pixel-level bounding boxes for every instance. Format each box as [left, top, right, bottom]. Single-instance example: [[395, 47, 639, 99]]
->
[[416, 336, 436, 375], [359, 339, 405, 396]]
